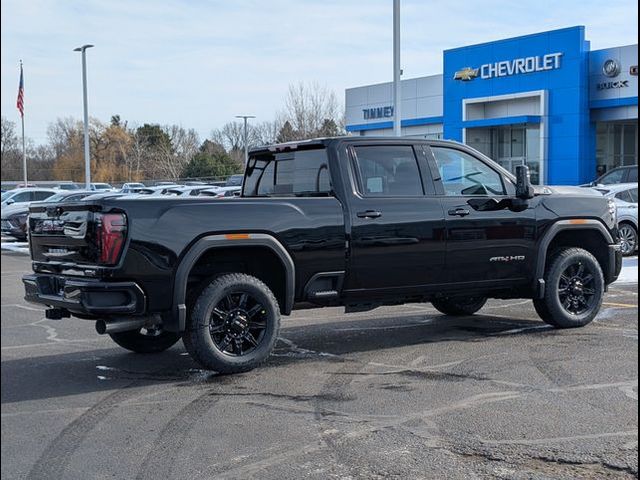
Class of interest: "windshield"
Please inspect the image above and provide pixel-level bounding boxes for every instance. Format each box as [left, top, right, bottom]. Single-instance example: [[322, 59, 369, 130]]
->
[[243, 147, 332, 197], [1, 191, 12, 202]]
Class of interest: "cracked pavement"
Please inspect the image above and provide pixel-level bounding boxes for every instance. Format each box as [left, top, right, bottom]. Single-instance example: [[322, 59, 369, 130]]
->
[[1, 251, 638, 479]]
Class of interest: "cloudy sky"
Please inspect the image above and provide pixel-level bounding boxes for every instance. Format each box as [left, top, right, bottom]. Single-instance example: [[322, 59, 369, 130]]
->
[[1, 0, 637, 144]]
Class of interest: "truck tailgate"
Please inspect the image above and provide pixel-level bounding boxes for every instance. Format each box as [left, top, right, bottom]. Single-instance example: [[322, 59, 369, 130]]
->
[[29, 203, 100, 265]]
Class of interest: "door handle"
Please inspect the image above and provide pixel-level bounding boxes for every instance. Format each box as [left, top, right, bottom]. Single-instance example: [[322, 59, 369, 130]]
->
[[357, 210, 382, 219], [448, 208, 470, 217]]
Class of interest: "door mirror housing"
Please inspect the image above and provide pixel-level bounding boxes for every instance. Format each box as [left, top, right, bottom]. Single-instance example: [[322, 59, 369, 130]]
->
[[515, 165, 535, 200]]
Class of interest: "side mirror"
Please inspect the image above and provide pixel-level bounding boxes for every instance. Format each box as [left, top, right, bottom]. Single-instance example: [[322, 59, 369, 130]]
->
[[6, 198, 15, 205], [515, 165, 535, 200]]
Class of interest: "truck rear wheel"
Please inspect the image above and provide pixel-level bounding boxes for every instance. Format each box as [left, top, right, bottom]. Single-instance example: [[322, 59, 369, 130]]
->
[[431, 296, 487, 316], [533, 247, 604, 328], [109, 328, 181, 353], [183, 273, 280, 373]]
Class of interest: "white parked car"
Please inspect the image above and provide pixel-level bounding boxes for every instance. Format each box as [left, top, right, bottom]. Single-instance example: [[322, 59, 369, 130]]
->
[[1, 188, 58, 208], [198, 186, 241, 198], [120, 183, 147, 194], [595, 183, 638, 256], [90, 182, 115, 192]]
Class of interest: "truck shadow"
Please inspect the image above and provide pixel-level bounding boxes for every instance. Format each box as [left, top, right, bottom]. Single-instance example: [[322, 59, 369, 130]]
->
[[1, 312, 558, 404]]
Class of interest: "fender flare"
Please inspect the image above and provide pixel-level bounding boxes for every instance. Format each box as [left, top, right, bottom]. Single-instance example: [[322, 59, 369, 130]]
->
[[169, 233, 295, 332], [535, 219, 615, 295]]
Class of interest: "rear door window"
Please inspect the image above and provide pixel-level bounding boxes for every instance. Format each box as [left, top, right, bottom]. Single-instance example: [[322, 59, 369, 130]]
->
[[351, 145, 424, 197], [33, 191, 54, 201]]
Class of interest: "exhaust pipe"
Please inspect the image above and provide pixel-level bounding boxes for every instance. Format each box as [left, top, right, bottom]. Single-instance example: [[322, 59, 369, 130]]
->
[[95, 317, 155, 335]]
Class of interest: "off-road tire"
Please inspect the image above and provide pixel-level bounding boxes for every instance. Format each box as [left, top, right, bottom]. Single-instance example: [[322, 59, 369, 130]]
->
[[533, 247, 604, 328], [183, 273, 280, 373]]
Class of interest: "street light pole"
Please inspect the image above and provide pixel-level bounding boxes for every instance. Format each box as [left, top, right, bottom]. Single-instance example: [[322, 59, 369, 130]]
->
[[235, 115, 255, 167], [74, 44, 94, 189], [392, 0, 402, 137]]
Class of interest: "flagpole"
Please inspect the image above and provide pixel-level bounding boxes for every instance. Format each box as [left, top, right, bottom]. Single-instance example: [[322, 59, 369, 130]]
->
[[20, 60, 27, 186]]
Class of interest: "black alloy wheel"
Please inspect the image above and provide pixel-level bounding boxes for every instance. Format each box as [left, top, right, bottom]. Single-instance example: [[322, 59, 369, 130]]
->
[[208, 292, 268, 356], [557, 261, 598, 316]]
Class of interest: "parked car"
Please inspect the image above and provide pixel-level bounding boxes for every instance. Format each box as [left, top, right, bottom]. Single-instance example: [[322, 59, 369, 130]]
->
[[1, 188, 57, 208], [55, 183, 81, 190], [163, 186, 214, 196], [120, 183, 146, 194], [225, 174, 244, 187], [90, 183, 114, 192], [22, 137, 623, 374], [584, 165, 638, 187], [183, 181, 207, 186], [207, 181, 227, 187], [198, 186, 240, 198], [594, 183, 638, 256], [155, 181, 180, 187], [1, 190, 92, 241]]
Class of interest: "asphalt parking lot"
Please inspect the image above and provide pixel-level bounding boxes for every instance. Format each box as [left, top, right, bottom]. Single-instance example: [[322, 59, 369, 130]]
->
[[1, 250, 638, 479]]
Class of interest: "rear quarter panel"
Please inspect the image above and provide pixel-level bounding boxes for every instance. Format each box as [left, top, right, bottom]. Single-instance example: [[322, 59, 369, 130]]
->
[[102, 196, 346, 311]]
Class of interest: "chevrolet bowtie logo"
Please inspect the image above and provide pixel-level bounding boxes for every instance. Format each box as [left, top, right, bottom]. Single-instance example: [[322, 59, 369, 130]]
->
[[454, 67, 479, 81]]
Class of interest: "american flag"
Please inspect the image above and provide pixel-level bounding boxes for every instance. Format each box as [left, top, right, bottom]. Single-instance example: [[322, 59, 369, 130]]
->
[[16, 63, 24, 117]]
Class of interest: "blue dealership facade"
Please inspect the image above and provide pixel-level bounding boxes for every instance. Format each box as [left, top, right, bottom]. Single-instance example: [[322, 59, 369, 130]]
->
[[345, 27, 638, 185]]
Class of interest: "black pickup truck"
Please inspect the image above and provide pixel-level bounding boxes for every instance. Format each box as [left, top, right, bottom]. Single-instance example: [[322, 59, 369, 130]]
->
[[23, 137, 623, 373]]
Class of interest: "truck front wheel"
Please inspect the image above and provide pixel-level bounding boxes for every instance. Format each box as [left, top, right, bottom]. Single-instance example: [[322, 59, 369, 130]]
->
[[183, 273, 281, 373], [431, 297, 487, 316], [109, 328, 181, 353], [533, 247, 604, 328]]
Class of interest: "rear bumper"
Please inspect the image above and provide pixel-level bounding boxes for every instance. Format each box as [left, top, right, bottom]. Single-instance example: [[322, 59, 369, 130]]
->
[[608, 243, 623, 285], [22, 274, 145, 317]]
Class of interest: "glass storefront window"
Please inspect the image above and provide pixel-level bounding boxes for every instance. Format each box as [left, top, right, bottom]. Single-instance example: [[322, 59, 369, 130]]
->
[[467, 124, 541, 184], [511, 128, 525, 158], [595, 121, 638, 176]]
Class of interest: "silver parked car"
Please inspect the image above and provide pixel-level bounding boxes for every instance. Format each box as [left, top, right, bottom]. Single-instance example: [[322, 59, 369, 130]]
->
[[595, 183, 638, 256], [1, 188, 58, 208]]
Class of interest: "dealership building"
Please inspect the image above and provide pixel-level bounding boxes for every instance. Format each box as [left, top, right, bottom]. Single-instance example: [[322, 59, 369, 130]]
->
[[345, 26, 638, 185]]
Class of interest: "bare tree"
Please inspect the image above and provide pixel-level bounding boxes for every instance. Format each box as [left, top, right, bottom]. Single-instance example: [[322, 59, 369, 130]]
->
[[252, 120, 281, 146], [279, 81, 342, 140], [164, 125, 200, 177], [47, 117, 82, 158]]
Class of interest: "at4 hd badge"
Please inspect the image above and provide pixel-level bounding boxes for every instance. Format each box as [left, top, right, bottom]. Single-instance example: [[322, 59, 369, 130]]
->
[[490, 255, 526, 263]]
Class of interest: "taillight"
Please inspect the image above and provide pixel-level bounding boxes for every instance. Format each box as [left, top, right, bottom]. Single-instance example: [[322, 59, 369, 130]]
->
[[97, 213, 127, 265]]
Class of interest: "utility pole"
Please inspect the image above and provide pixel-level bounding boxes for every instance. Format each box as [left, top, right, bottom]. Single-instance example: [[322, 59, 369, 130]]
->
[[392, 0, 402, 136], [74, 44, 94, 188], [235, 115, 256, 166]]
